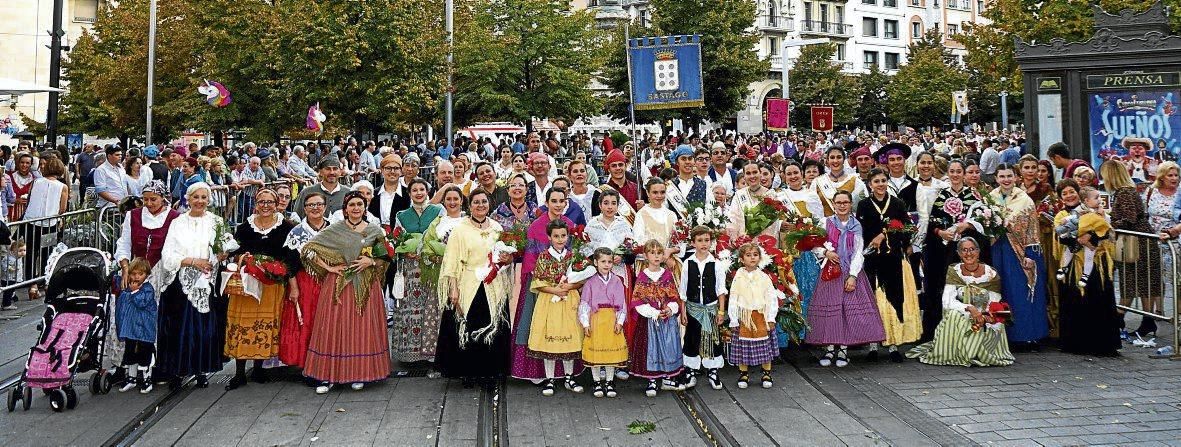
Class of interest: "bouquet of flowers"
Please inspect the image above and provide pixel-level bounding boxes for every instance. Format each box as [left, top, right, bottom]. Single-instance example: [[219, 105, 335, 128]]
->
[[565, 224, 596, 283], [475, 241, 518, 284], [686, 201, 729, 230], [498, 222, 528, 260], [781, 215, 827, 254], [973, 301, 1013, 332], [242, 254, 288, 285], [883, 218, 917, 235], [614, 237, 640, 264], [210, 218, 239, 255], [967, 201, 1007, 238], [1037, 195, 1062, 225], [744, 197, 792, 236]]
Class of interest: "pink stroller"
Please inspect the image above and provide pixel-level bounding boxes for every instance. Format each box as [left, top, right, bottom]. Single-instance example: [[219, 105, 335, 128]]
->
[[7, 247, 112, 412]]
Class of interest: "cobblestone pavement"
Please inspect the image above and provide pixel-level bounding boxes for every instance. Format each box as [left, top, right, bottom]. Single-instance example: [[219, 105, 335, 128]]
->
[[1, 293, 1179, 446]]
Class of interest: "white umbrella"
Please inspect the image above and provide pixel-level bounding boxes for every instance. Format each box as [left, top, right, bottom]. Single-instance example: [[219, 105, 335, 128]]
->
[[0, 77, 64, 96]]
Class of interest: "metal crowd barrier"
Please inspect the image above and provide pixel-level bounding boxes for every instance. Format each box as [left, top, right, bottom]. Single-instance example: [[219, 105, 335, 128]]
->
[[0, 207, 124, 296], [1111, 229, 1180, 360]]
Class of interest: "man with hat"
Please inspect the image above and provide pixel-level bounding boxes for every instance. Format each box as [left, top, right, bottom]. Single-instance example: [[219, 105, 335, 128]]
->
[[706, 141, 737, 195], [847, 144, 874, 182], [1121, 136, 1158, 183], [875, 142, 918, 211], [597, 148, 641, 214], [666, 144, 709, 217], [294, 155, 352, 217], [144, 145, 169, 186]]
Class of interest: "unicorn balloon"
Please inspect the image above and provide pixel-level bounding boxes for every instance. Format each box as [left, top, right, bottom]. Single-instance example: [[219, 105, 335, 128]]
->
[[306, 102, 326, 133], [197, 80, 231, 108]]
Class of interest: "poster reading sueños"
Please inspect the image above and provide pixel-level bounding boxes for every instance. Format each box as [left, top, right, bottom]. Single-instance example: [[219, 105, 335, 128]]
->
[[1088, 91, 1181, 170]]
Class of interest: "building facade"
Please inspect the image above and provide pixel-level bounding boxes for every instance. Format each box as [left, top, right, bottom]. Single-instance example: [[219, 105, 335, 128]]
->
[[0, 0, 107, 132], [582, 0, 989, 134]]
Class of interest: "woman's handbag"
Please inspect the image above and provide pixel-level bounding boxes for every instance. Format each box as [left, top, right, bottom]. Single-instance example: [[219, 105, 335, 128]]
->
[[1111, 233, 1139, 263]]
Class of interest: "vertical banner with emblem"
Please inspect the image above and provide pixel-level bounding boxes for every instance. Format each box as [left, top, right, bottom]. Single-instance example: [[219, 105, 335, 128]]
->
[[629, 35, 705, 111], [810, 106, 834, 132], [766, 98, 790, 131]]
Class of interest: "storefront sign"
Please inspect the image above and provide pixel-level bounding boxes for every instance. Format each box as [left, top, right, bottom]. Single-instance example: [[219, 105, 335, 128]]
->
[[1086, 72, 1181, 90]]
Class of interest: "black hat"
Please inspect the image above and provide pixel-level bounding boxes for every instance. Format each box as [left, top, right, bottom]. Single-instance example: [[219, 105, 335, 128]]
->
[[873, 142, 911, 164], [317, 155, 341, 170]]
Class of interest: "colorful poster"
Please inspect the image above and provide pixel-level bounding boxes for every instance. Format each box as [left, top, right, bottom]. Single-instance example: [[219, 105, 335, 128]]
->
[[766, 98, 789, 131], [810, 106, 834, 132], [1088, 90, 1180, 170], [629, 35, 705, 111]]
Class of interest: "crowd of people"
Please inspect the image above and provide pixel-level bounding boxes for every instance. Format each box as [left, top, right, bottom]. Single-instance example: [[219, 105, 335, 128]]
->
[[1, 126, 1176, 398]]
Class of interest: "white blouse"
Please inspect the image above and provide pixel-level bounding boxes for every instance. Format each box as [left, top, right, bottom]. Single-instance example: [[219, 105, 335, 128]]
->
[[632, 204, 676, 247], [942, 264, 1001, 317], [913, 177, 948, 251], [153, 212, 221, 312], [586, 214, 633, 253]]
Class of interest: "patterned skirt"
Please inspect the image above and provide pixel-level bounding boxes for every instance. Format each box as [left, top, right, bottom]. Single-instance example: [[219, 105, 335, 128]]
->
[[628, 316, 682, 378], [527, 292, 583, 359], [224, 282, 284, 360], [906, 310, 1015, 367], [728, 336, 778, 366], [390, 259, 441, 363], [303, 274, 390, 384], [805, 271, 886, 346]]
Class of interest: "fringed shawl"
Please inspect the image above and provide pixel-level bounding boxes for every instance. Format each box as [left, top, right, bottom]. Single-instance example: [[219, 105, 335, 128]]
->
[[300, 221, 389, 312]]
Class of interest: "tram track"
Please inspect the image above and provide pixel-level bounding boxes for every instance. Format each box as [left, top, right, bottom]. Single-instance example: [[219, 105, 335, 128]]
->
[[476, 379, 508, 447], [101, 377, 196, 447]]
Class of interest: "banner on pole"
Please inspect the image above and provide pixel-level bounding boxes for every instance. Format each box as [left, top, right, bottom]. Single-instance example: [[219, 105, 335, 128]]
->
[[766, 99, 790, 131], [952, 91, 969, 116], [810, 106, 834, 132], [629, 35, 705, 111]]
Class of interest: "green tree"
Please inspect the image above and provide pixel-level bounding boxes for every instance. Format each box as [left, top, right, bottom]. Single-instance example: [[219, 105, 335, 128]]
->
[[853, 65, 889, 130], [785, 43, 859, 127], [885, 42, 966, 128], [601, 0, 768, 131], [453, 0, 606, 131]]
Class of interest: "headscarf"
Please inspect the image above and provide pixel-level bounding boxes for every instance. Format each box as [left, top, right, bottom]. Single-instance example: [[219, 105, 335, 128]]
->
[[668, 144, 694, 163], [142, 180, 169, 197], [605, 149, 626, 166]]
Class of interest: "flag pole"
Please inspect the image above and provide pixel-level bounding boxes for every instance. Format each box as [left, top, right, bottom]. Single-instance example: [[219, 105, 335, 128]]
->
[[624, 22, 639, 178]]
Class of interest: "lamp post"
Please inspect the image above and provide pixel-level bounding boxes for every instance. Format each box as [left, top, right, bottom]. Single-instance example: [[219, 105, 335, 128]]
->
[[999, 76, 1009, 131], [46, 0, 65, 148], [444, 0, 453, 149], [781, 38, 831, 100], [146, 0, 157, 146]]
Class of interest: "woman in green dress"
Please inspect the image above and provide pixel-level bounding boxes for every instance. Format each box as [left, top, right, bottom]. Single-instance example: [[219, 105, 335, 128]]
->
[[907, 237, 1015, 367], [390, 178, 445, 364]]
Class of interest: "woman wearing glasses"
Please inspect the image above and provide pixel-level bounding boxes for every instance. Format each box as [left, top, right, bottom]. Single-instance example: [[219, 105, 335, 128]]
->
[[224, 188, 296, 390]]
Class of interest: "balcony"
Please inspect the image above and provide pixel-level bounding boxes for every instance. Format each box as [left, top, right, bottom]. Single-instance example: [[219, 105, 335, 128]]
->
[[758, 14, 796, 33], [769, 55, 784, 70], [800, 20, 852, 37]]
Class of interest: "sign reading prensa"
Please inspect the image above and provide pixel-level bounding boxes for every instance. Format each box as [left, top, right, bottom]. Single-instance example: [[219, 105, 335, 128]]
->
[[1086, 72, 1181, 90], [629, 35, 705, 111], [811, 106, 834, 132]]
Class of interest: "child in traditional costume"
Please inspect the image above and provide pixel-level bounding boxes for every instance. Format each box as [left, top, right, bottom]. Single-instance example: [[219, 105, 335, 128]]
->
[[679, 226, 728, 390], [629, 240, 684, 397], [1054, 187, 1111, 288], [579, 248, 628, 398], [727, 243, 783, 389], [527, 219, 585, 396]]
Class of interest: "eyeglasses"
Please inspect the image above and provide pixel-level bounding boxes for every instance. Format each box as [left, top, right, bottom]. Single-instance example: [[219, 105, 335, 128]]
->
[[382, 166, 401, 171], [959, 247, 980, 253], [257, 200, 277, 206], [304, 203, 326, 208]]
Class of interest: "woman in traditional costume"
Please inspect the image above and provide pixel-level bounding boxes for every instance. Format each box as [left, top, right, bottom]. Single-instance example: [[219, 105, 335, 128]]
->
[[857, 168, 921, 362], [436, 190, 513, 385], [925, 159, 990, 341], [301, 191, 391, 394], [806, 190, 886, 367], [278, 192, 329, 370], [633, 178, 678, 248], [1055, 182, 1121, 356], [493, 174, 536, 324], [224, 188, 295, 390], [390, 178, 444, 364], [151, 182, 226, 389], [511, 188, 579, 382], [907, 237, 1015, 366], [990, 164, 1049, 348], [813, 147, 866, 216], [779, 161, 824, 340]]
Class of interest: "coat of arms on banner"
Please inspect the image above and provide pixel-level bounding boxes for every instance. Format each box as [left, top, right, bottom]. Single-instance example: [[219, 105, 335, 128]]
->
[[654, 50, 679, 92]]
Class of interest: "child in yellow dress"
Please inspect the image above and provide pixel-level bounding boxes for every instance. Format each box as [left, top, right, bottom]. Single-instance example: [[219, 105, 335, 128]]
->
[[528, 219, 585, 396], [727, 242, 783, 389], [579, 248, 628, 398]]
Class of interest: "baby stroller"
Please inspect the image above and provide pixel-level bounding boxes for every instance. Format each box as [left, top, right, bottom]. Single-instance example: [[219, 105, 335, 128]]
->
[[7, 247, 113, 412]]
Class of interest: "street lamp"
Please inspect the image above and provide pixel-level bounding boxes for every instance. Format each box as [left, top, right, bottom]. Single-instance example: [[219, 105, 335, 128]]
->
[[146, 0, 157, 146], [781, 38, 830, 100], [999, 76, 1009, 131]]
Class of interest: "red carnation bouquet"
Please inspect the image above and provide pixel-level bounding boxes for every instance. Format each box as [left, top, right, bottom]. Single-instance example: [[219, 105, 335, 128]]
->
[[744, 196, 792, 236], [242, 254, 288, 285], [782, 215, 827, 255], [498, 222, 528, 261], [883, 218, 917, 235], [973, 301, 1013, 332]]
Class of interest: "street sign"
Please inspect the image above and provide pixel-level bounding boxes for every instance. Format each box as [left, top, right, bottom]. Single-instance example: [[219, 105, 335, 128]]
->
[[628, 35, 705, 111], [810, 106, 834, 132]]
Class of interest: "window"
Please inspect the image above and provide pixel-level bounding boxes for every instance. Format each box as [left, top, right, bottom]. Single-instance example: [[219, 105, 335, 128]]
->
[[864, 51, 879, 69], [948, 23, 959, 35], [885, 53, 900, 70], [804, 1, 813, 21], [978, 0, 984, 11], [862, 0, 876, 4], [912, 22, 922, 38], [884, 20, 899, 39], [821, 4, 829, 24], [73, 0, 99, 22], [948, 0, 958, 8], [910, 0, 922, 5], [835, 6, 845, 23], [768, 0, 777, 17], [862, 18, 878, 37], [836, 43, 847, 61], [933, 0, 939, 6], [769, 37, 780, 56], [884, 0, 897, 6]]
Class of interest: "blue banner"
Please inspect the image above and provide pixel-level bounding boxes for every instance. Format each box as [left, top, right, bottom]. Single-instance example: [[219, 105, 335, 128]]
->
[[1088, 90, 1181, 169], [629, 35, 704, 111]]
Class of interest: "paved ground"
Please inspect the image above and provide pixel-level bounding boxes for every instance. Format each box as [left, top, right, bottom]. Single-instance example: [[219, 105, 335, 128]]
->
[[1, 292, 1178, 447]]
